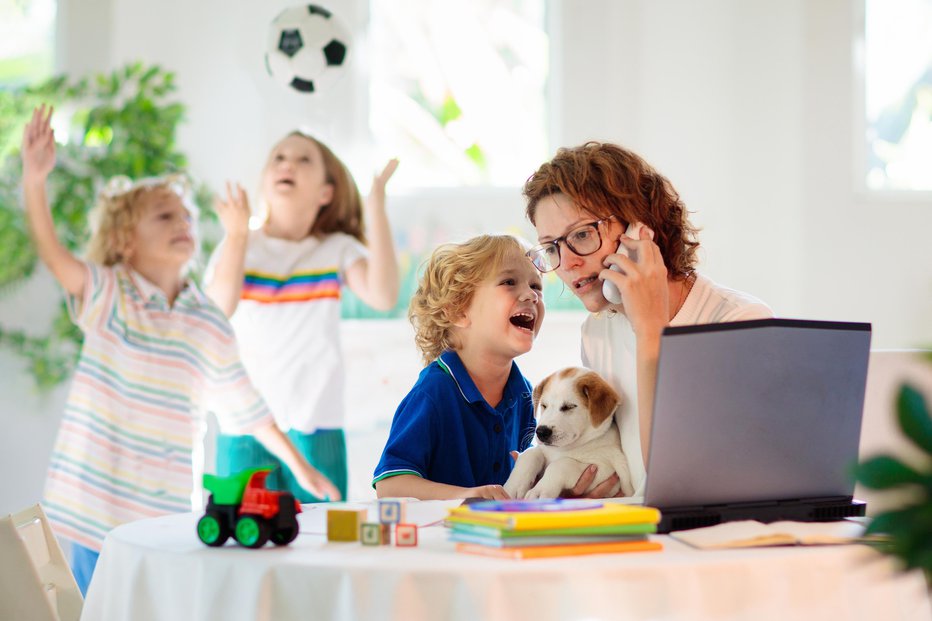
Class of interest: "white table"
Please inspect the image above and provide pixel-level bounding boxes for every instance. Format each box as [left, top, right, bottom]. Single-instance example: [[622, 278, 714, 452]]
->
[[81, 502, 931, 621]]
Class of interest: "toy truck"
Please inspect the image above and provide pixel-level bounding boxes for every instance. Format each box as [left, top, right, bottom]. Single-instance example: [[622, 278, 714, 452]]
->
[[196, 467, 301, 548]]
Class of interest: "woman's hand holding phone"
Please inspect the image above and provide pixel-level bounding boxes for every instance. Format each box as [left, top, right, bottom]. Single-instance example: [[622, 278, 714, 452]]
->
[[601, 222, 653, 304]]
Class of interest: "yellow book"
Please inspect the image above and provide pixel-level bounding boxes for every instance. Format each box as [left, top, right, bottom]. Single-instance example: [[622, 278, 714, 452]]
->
[[446, 501, 660, 531], [455, 539, 663, 559]]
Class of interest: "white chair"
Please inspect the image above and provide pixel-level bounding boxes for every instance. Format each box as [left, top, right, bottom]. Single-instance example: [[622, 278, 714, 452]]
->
[[857, 350, 932, 516], [0, 504, 82, 621]]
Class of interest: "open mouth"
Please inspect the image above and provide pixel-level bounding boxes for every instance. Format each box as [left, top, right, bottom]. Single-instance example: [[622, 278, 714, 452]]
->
[[509, 313, 536, 332], [275, 177, 295, 188]]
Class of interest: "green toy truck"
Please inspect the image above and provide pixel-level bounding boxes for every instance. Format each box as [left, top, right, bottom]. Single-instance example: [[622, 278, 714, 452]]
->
[[196, 467, 301, 548]]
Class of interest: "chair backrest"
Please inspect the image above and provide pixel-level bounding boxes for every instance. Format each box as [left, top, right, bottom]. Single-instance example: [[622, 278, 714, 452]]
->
[[0, 504, 82, 621], [857, 350, 932, 516]]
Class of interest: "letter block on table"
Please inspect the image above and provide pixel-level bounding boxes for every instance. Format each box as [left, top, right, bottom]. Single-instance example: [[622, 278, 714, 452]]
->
[[360, 522, 383, 546], [395, 523, 418, 547], [378, 499, 406, 524], [327, 508, 368, 542]]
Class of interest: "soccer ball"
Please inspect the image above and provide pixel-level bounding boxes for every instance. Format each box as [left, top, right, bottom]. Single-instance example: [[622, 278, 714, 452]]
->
[[265, 4, 350, 94]]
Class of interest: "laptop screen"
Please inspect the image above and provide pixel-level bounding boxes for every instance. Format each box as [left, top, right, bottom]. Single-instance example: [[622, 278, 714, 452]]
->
[[643, 319, 871, 509]]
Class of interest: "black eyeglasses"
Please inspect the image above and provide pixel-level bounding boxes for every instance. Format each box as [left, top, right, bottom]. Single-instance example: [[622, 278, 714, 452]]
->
[[526, 217, 616, 273]]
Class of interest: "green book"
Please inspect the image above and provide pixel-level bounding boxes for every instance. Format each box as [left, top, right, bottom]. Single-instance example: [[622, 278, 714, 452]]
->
[[449, 531, 650, 548], [446, 520, 656, 538]]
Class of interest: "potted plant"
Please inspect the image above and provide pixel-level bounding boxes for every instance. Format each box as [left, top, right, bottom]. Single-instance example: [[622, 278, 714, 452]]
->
[[856, 368, 932, 579]]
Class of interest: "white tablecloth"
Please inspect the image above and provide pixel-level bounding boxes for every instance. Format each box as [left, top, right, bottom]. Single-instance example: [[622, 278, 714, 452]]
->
[[81, 502, 931, 621]]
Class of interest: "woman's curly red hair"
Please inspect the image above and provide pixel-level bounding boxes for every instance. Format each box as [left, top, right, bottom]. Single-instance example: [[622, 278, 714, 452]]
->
[[524, 142, 700, 278]]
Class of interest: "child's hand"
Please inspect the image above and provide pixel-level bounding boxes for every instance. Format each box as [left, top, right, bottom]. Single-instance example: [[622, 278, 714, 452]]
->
[[293, 463, 342, 502], [366, 158, 399, 210], [21, 105, 56, 184], [461, 484, 511, 500], [215, 181, 250, 239]]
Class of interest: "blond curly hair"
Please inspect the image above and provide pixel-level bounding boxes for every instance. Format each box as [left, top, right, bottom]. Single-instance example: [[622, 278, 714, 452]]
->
[[409, 234, 531, 365], [86, 174, 198, 267]]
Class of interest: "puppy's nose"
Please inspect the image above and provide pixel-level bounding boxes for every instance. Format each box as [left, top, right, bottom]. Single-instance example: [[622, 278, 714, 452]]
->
[[536, 426, 553, 443]]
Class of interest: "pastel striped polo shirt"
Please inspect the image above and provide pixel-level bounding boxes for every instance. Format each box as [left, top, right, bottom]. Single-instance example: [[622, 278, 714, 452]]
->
[[43, 263, 273, 551], [221, 229, 367, 433]]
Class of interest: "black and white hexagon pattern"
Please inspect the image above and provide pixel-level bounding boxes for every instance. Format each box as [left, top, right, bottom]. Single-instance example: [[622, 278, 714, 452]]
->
[[265, 4, 350, 94]]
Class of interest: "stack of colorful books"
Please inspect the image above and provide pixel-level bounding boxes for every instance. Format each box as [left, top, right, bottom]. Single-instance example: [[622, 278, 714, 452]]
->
[[445, 499, 663, 559]]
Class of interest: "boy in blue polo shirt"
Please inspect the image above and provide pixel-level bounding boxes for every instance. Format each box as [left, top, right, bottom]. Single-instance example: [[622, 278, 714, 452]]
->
[[373, 235, 544, 500]]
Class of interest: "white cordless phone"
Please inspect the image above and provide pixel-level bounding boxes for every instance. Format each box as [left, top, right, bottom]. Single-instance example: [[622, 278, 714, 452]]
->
[[601, 222, 654, 304]]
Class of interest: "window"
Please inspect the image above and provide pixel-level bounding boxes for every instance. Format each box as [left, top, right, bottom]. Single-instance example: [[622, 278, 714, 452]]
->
[[368, 0, 548, 188], [863, 0, 932, 192], [0, 0, 56, 87]]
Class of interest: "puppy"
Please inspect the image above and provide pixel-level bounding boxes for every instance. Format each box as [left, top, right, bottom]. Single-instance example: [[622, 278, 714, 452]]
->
[[504, 367, 635, 499]]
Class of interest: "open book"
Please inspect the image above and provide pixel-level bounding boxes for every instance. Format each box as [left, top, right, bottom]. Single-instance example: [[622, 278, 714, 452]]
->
[[670, 519, 868, 549]]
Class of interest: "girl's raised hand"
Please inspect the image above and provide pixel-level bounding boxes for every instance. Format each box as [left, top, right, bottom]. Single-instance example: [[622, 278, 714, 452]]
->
[[21, 105, 56, 183], [367, 158, 399, 208], [215, 181, 251, 239]]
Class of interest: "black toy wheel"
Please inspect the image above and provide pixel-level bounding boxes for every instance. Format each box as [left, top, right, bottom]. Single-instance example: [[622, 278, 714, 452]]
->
[[271, 524, 299, 545], [234, 515, 271, 548], [197, 513, 230, 547]]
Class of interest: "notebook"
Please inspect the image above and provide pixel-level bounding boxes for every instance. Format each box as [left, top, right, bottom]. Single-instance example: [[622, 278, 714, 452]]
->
[[630, 318, 871, 533]]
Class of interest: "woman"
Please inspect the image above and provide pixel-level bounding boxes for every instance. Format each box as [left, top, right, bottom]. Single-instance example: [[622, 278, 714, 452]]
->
[[523, 142, 773, 496]]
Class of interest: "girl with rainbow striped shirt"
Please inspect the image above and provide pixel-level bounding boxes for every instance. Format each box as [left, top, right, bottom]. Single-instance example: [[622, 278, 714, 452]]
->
[[205, 131, 400, 503], [21, 106, 340, 596]]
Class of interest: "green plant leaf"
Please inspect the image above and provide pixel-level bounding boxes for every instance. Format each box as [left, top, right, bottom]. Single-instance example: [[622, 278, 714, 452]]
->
[[897, 384, 932, 455], [856, 455, 927, 490], [866, 504, 932, 537]]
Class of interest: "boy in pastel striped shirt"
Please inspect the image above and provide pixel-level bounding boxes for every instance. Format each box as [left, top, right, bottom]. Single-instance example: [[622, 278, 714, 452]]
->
[[21, 106, 339, 596]]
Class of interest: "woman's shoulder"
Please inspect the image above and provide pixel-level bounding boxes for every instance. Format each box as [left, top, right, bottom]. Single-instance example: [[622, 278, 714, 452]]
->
[[684, 274, 774, 323]]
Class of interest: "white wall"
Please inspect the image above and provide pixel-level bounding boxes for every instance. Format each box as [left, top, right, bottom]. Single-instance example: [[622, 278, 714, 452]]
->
[[3, 0, 931, 513]]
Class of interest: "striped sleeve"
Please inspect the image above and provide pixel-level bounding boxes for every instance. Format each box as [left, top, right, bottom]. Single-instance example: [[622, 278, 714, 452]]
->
[[66, 262, 113, 331]]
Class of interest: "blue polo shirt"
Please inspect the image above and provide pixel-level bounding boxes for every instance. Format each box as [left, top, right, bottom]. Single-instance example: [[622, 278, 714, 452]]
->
[[372, 350, 536, 489]]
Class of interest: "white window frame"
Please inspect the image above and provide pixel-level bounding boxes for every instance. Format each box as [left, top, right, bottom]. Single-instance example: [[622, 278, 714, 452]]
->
[[852, 0, 932, 201]]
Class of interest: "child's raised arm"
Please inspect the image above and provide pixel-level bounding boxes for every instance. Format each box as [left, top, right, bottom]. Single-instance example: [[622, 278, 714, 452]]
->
[[344, 159, 400, 311], [21, 105, 86, 298], [204, 181, 251, 317]]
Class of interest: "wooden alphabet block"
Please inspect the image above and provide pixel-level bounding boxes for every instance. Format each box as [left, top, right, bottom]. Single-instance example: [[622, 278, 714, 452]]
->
[[327, 508, 368, 542], [360, 522, 382, 546], [378, 499, 406, 525], [395, 523, 418, 547]]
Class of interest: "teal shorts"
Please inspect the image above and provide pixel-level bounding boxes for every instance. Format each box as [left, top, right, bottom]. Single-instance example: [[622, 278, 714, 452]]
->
[[216, 428, 348, 503]]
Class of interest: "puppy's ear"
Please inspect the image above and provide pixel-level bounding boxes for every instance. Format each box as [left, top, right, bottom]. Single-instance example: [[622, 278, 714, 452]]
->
[[532, 373, 553, 410], [576, 371, 621, 427]]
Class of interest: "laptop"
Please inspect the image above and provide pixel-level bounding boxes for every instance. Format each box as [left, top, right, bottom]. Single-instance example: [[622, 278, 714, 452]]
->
[[635, 318, 871, 533]]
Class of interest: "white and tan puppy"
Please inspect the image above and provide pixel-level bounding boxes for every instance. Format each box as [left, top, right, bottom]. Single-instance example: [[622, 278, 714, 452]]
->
[[504, 367, 635, 499]]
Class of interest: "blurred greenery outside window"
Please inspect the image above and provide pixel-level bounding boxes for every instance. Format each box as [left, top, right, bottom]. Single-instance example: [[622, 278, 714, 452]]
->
[[344, 0, 582, 317], [0, 0, 56, 88], [368, 0, 548, 189], [864, 0, 932, 192]]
